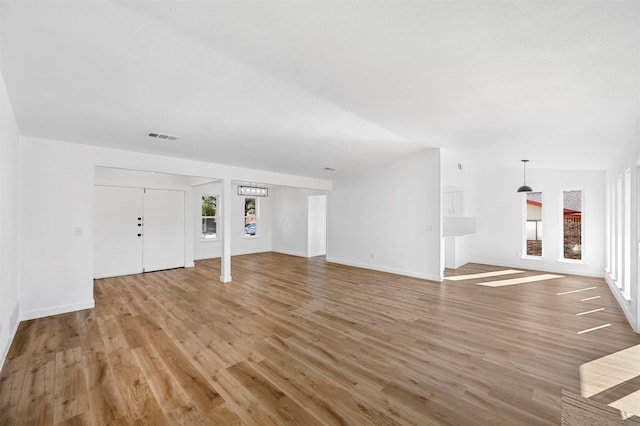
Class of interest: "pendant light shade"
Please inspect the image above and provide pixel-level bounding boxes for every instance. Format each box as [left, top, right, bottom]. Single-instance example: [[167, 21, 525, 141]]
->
[[516, 160, 533, 193]]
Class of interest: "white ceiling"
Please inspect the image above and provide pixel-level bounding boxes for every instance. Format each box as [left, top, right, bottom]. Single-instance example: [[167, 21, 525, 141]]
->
[[1, 1, 638, 178]]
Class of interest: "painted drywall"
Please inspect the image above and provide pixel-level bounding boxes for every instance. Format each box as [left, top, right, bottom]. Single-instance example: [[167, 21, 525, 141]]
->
[[232, 186, 273, 256], [441, 148, 477, 217], [19, 136, 331, 321], [445, 235, 470, 269], [308, 195, 327, 257], [441, 149, 478, 269], [604, 137, 639, 333], [194, 181, 222, 260], [327, 149, 443, 281], [471, 166, 606, 277], [0, 69, 21, 368], [95, 168, 197, 269], [194, 182, 274, 260], [271, 186, 327, 257]]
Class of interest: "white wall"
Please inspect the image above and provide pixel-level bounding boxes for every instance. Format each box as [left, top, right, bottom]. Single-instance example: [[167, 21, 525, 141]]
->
[[271, 186, 327, 258], [0, 69, 21, 368], [194, 181, 222, 260], [327, 149, 442, 281], [231, 185, 272, 256], [605, 137, 639, 333], [441, 148, 477, 217], [471, 166, 606, 277], [441, 149, 477, 269], [19, 136, 331, 321], [194, 182, 274, 259], [308, 195, 327, 257], [95, 167, 197, 268]]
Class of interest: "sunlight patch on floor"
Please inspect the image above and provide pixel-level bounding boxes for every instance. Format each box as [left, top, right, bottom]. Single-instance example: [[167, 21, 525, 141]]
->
[[576, 308, 605, 316], [445, 269, 525, 281], [609, 389, 640, 419], [581, 296, 600, 301], [580, 344, 640, 398], [557, 286, 597, 295], [475, 274, 563, 287], [577, 324, 611, 335]]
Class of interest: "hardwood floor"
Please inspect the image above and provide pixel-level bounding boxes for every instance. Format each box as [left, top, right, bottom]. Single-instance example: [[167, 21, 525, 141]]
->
[[1, 253, 639, 425]]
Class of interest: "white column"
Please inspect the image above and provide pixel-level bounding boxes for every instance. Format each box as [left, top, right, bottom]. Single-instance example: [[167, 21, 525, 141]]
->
[[220, 178, 232, 283]]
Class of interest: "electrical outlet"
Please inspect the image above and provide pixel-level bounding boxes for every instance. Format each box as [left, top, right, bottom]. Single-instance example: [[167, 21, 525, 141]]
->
[[74, 226, 83, 237]]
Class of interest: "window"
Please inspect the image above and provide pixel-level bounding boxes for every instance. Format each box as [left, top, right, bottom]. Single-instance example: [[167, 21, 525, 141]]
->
[[244, 197, 257, 237], [623, 169, 631, 300], [616, 175, 623, 288], [562, 190, 582, 260], [201, 195, 217, 239], [525, 192, 542, 256]]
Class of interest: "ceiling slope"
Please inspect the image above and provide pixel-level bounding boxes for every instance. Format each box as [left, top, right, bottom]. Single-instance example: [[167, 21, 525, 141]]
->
[[1, 1, 638, 176]]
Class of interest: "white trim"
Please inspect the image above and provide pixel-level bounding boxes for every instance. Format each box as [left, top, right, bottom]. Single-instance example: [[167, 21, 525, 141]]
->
[[470, 258, 604, 278], [272, 249, 308, 258], [19, 299, 95, 321], [231, 248, 272, 256], [605, 274, 639, 333], [326, 256, 443, 282], [0, 303, 20, 372], [307, 251, 326, 258]]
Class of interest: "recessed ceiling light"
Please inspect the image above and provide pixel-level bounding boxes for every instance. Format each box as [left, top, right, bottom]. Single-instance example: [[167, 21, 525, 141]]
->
[[147, 131, 178, 141]]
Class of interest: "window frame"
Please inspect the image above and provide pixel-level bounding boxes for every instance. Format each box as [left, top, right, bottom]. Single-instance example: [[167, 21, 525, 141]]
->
[[201, 194, 219, 241], [559, 188, 585, 264], [522, 191, 544, 259], [243, 197, 258, 238]]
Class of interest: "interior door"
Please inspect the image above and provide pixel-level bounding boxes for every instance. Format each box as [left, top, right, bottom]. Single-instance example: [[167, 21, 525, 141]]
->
[[142, 189, 185, 272], [94, 186, 144, 278]]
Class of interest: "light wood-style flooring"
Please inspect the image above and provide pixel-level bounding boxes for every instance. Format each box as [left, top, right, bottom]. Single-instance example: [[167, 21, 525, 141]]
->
[[1, 253, 639, 425]]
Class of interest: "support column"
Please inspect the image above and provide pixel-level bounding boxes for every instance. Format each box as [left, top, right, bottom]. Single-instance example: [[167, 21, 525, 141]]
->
[[220, 178, 232, 283]]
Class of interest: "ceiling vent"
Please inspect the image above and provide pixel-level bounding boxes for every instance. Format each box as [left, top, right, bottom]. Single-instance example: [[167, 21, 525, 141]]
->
[[147, 132, 178, 141]]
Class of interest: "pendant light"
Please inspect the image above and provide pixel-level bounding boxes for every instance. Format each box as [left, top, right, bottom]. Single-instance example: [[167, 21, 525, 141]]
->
[[516, 160, 533, 193]]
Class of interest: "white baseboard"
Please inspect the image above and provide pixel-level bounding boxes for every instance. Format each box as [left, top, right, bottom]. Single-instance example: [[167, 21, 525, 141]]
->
[[308, 251, 326, 258], [325, 256, 443, 282], [272, 249, 308, 258], [0, 303, 20, 372], [20, 299, 95, 321], [469, 258, 604, 278], [604, 274, 639, 334]]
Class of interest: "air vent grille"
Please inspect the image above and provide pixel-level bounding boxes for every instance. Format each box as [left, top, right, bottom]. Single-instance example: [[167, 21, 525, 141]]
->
[[147, 132, 178, 141]]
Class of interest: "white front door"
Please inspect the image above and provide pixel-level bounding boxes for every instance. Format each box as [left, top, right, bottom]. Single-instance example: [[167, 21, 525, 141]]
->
[[142, 189, 185, 272], [94, 186, 144, 278], [94, 186, 185, 278]]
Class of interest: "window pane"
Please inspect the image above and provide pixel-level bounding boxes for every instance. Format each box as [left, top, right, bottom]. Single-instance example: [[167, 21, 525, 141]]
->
[[201, 196, 217, 239], [244, 197, 256, 236], [562, 190, 582, 260], [526, 192, 542, 256], [202, 217, 217, 239], [526, 221, 537, 240], [202, 196, 216, 216]]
